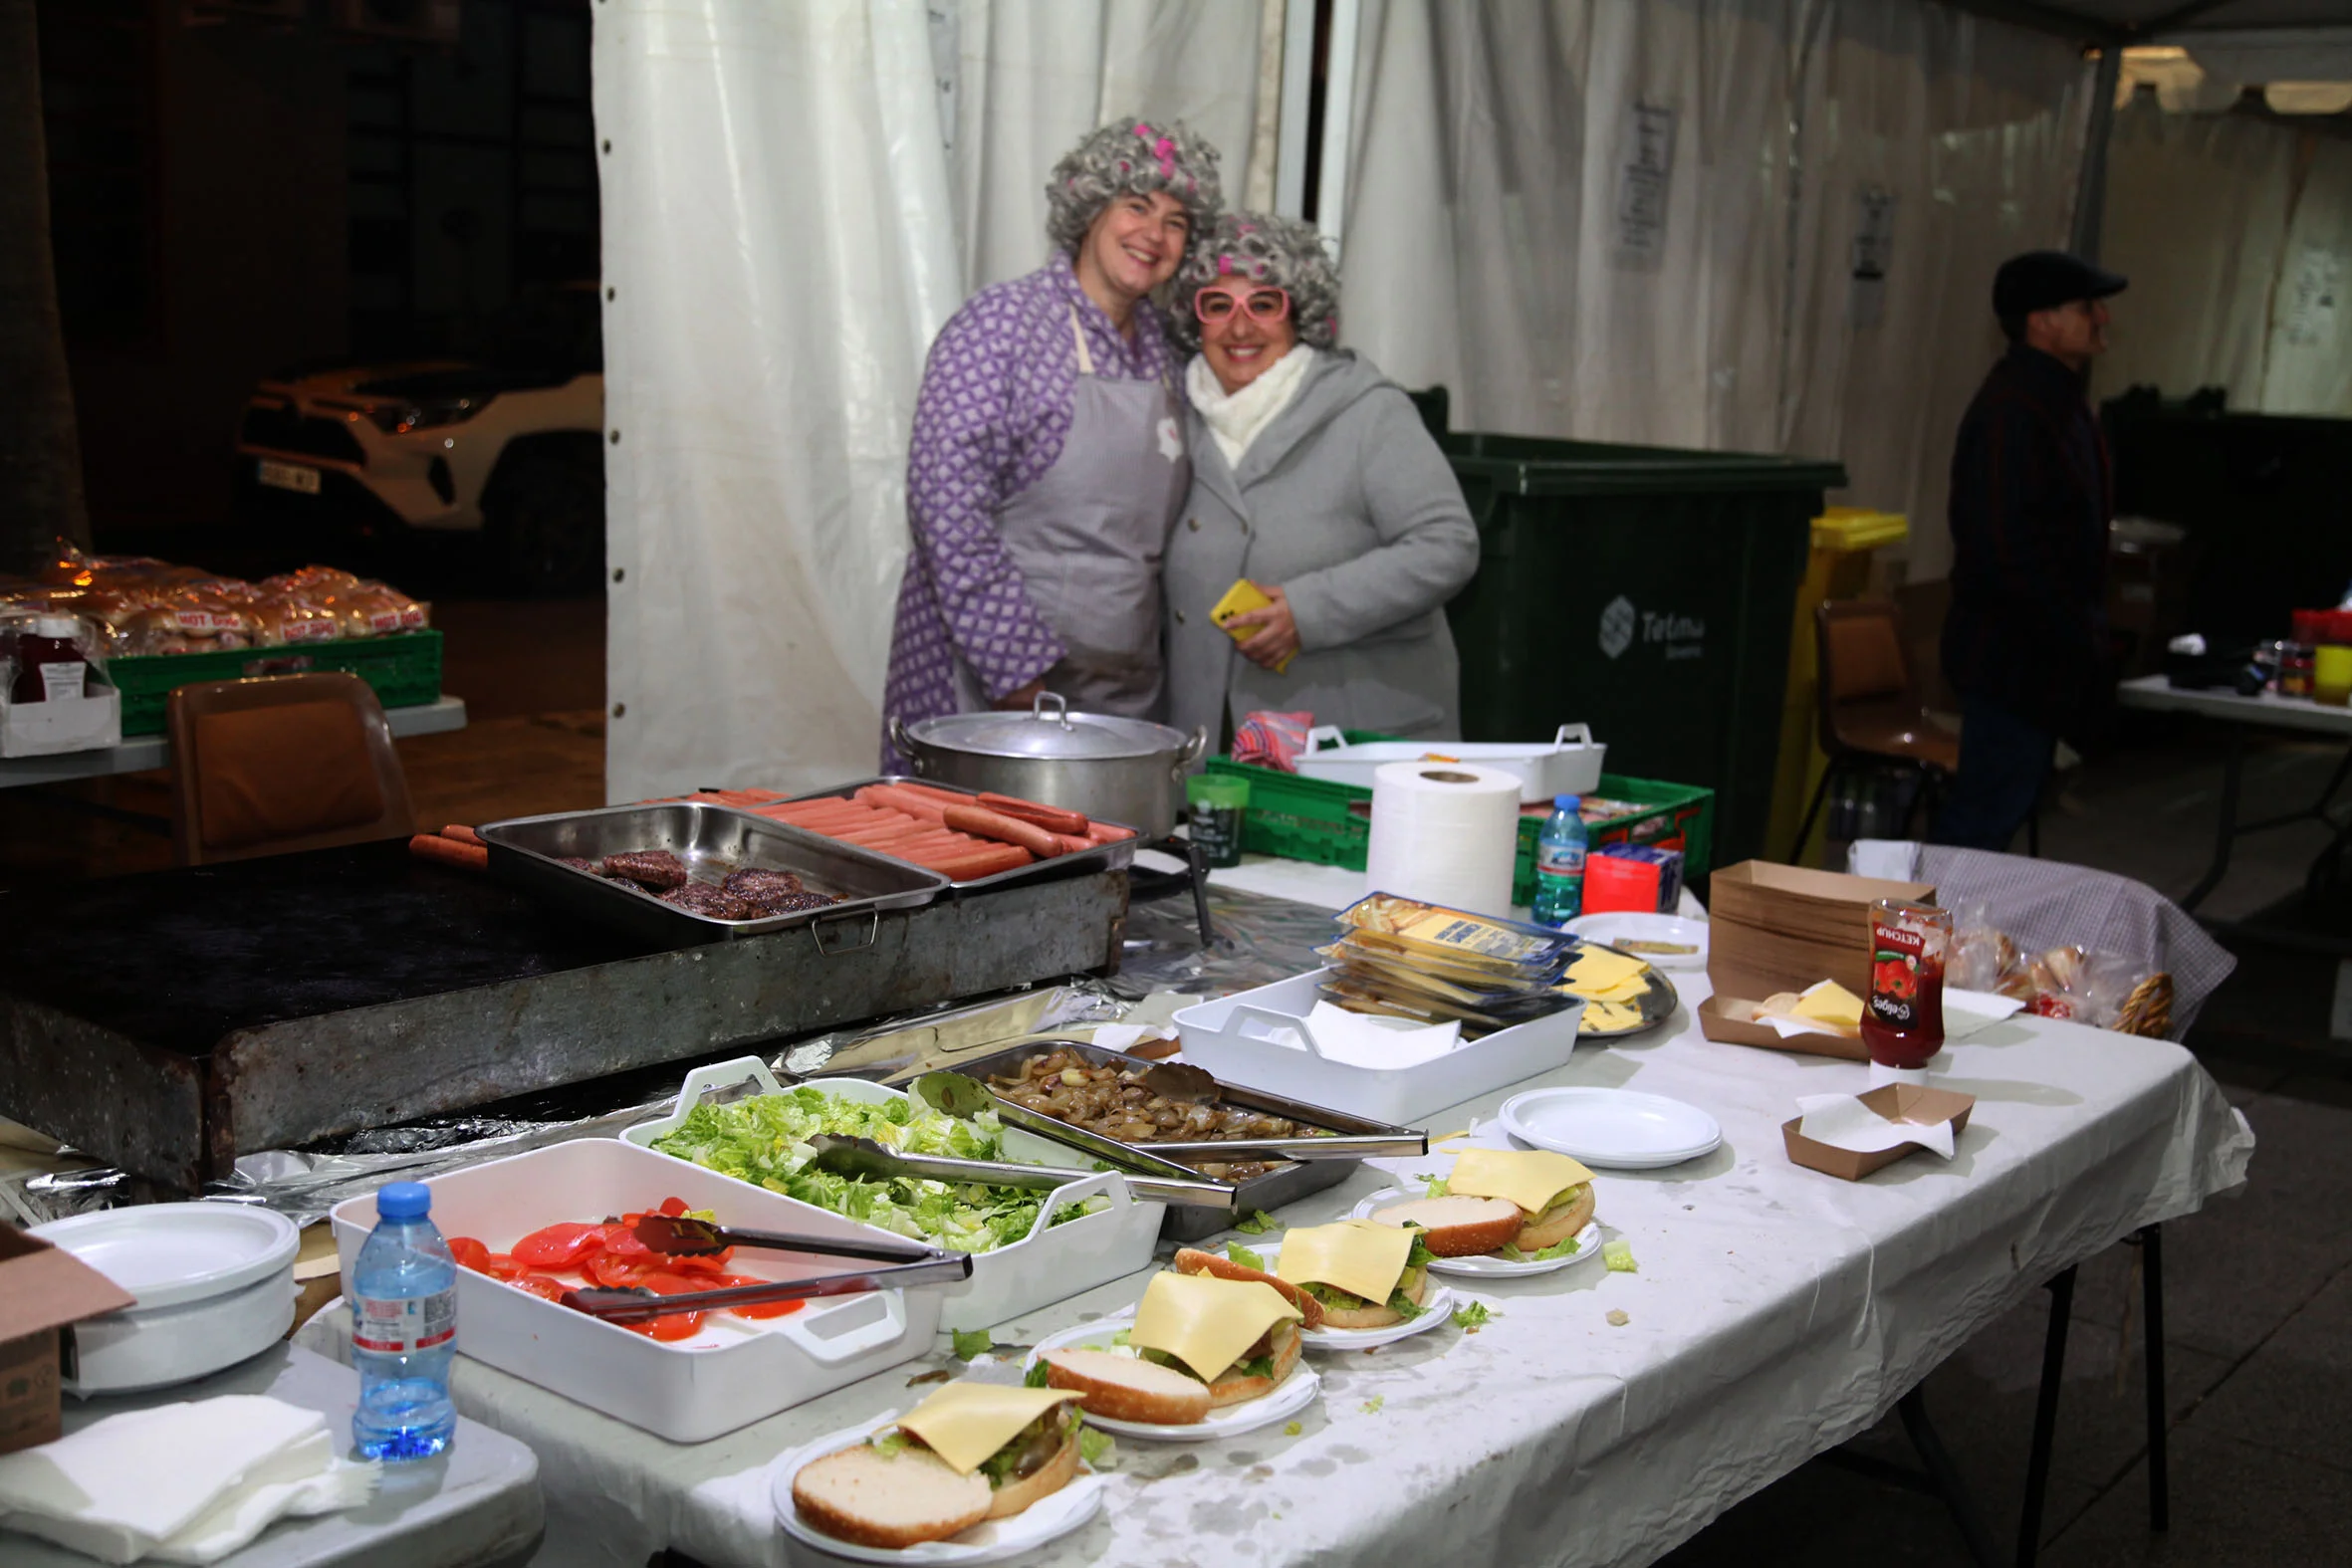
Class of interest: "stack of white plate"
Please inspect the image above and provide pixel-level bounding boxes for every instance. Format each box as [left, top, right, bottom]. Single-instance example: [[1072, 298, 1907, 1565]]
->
[[1498, 1087, 1724, 1169], [32, 1203, 300, 1395]]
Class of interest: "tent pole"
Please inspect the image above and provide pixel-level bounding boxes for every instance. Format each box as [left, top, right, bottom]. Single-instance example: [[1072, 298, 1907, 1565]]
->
[[1274, 0, 1317, 218], [2070, 45, 2124, 260], [1314, 0, 1360, 260]]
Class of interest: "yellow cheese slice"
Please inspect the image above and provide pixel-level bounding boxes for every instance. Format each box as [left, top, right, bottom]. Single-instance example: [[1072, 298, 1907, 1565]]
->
[[892, 1383, 1083, 1475], [1448, 1148, 1594, 1215], [1564, 948, 1648, 992], [1562, 973, 1649, 1004], [1794, 980, 1864, 1027], [1579, 1001, 1641, 1032], [1274, 1221, 1414, 1305], [1129, 1272, 1302, 1384]]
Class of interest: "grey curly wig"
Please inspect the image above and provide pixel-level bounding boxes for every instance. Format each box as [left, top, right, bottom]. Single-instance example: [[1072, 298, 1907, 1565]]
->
[[1044, 117, 1224, 256], [1169, 212, 1341, 352]]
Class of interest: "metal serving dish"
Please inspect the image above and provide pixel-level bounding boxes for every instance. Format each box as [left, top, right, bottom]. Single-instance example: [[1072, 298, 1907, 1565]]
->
[[942, 1040, 1426, 1242], [480, 801, 948, 947], [785, 777, 1139, 892]]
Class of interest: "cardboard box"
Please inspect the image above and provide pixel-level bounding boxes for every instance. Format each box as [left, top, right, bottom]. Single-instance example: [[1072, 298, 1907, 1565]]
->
[[1780, 1084, 1976, 1180], [0, 1228, 136, 1454], [0, 681, 122, 758], [1709, 861, 1936, 949], [1703, 859, 1938, 1060], [1698, 992, 1869, 1061]]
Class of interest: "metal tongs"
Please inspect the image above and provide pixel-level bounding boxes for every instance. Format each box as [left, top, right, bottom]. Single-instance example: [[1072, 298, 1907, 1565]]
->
[[559, 1215, 972, 1322], [804, 1132, 1236, 1211]]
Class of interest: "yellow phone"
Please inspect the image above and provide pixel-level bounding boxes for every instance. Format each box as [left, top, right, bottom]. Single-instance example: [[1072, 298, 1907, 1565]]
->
[[1209, 579, 1294, 674]]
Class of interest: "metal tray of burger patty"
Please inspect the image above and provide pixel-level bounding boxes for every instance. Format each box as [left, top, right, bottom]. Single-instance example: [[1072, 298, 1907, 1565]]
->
[[946, 1040, 1427, 1241], [480, 801, 949, 946], [781, 778, 1138, 892]]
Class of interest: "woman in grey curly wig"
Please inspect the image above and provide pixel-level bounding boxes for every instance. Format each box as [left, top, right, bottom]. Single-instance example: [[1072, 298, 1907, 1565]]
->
[[1162, 211, 1481, 747], [881, 118, 1223, 756]]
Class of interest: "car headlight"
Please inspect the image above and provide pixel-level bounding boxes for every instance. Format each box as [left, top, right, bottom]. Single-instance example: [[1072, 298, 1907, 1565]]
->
[[366, 394, 496, 435]]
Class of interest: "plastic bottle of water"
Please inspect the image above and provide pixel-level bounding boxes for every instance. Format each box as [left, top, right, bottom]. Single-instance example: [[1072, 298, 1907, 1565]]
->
[[351, 1181, 457, 1460], [1532, 793, 1588, 927]]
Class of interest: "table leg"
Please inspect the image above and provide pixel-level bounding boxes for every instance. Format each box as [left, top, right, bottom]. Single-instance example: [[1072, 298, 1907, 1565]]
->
[[1899, 1387, 2003, 1568], [2016, 1265, 2076, 1568], [2182, 727, 2245, 914], [2135, 1226, 2168, 1531]]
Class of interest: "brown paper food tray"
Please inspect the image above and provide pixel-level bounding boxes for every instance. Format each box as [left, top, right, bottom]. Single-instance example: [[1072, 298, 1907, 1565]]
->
[[1710, 920, 1878, 1000], [1698, 993, 1870, 1060], [1710, 861, 1936, 946], [0, 1228, 135, 1454], [1780, 1084, 1977, 1180]]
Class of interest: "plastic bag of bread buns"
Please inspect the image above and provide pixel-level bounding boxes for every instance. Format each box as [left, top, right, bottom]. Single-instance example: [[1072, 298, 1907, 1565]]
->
[[117, 604, 202, 655], [328, 579, 428, 638], [159, 587, 252, 650], [237, 588, 340, 647]]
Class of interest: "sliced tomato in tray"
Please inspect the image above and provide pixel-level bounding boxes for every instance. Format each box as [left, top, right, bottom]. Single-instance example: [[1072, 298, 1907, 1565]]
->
[[511, 1222, 607, 1270], [717, 1275, 806, 1319], [447, 1236, 493, 1273], [508, 1274, 569, 1303]]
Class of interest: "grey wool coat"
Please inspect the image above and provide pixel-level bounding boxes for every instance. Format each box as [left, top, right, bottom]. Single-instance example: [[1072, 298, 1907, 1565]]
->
[[1163, 349, 1481, 749]]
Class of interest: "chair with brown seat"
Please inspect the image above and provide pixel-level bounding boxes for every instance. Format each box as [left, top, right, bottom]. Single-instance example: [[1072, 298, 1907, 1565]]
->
[[167, 672, 416, 865], [1789, 598, 1970, 862]]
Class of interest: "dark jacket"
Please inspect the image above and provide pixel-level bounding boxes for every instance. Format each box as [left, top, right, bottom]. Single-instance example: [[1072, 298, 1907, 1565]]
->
[[1941, 343, 2112, 736]]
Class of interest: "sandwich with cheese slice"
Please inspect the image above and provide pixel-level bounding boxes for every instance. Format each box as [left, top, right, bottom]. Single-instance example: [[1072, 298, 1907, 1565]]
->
[[1040, 1271, 1304, 1421], [791, 1382, 1100, 1548], [1185, 1224, 1436, 1330], [1371, 1148, 1597, 1261]]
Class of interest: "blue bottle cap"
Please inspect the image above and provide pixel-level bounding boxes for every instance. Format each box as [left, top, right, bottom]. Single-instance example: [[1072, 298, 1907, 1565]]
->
[[376, 1182, 431, 1221], [1554, 794, 1581, 811]]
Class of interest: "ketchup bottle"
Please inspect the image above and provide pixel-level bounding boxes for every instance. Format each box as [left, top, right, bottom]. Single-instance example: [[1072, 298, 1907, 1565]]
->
[[1859, 899, 1953, 1070], [9, 616, 88, 705]]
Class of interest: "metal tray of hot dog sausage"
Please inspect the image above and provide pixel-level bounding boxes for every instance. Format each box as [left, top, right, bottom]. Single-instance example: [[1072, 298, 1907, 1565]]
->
[[934, 1040, 1427, 1241], [778, 777, 1139, 892]]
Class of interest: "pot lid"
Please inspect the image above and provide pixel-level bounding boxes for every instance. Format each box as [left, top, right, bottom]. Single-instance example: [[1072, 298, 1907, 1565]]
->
[[907, 692, 1189, 761], [32, 1202, 300, 1311]]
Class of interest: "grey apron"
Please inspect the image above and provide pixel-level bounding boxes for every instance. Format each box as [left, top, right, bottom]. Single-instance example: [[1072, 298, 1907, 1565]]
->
[[953, 307, 1189, 718]]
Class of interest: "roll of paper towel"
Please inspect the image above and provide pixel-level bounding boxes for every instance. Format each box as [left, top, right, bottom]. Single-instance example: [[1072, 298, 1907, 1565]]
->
[[1365, 762, 1523, 915]]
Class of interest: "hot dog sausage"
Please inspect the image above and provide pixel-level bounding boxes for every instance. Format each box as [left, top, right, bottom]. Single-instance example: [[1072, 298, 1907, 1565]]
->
[[941, 804, 1061, 858], [440, 824, 483, 846], [409, 833, 489, 871], [976, 793, 1088, 834]]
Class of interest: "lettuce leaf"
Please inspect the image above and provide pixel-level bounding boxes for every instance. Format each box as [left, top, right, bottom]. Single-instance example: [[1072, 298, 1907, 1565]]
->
[[1076, 1426, 1115, 1470], [647, 1087, 1089, 1253], [1226, 1241, 1267, 1270], [1500, 1233, 1582, 1262]]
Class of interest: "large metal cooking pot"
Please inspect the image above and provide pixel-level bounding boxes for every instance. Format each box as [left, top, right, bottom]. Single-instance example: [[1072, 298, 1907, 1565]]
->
[[891, 693, 1204, 837]]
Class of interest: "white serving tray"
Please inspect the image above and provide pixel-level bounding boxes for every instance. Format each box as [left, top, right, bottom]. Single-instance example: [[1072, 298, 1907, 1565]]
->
[[1294, 724, 1604, 802], [329, 1138, 942, 1444], [1172, 969, 1583, 1126], [623, 1058, 1164, 1335]]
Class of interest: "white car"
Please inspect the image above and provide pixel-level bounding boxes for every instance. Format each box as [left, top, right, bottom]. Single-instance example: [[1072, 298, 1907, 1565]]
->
[[234, 285, 605, 593]]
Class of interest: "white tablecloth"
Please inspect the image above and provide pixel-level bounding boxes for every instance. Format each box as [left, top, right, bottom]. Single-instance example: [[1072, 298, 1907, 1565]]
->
[[297, 912, 2251, 1568]]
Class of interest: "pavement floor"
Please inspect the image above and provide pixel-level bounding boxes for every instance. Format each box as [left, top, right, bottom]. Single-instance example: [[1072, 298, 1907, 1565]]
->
[[5, 591, 2349, 1565]]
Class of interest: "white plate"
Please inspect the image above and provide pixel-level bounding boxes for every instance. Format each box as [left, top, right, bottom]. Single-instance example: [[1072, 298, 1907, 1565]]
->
[[1243, 1240, 1456, 1349], [34, 1202, 299, 1310], [1499, 1087, 1723, 1169], [1024, 1315, 1320, 1441], [1348, 1188, 1605, 1277], [1564, 913, 1709, 970], [771, 1411, 1105, 1564]]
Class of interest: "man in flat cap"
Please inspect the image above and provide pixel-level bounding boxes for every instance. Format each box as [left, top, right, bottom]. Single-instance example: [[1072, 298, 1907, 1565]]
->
[[1933, 250, 2127, 851]]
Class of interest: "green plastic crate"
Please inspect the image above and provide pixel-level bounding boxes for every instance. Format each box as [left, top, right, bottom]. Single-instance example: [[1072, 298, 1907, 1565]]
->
[[109, 630, 445, 737], [1204, 734, 1714, 904]]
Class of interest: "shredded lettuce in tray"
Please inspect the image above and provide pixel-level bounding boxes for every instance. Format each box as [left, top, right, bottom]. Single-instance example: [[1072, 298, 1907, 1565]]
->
[[648, 1084, 1105, 1253]]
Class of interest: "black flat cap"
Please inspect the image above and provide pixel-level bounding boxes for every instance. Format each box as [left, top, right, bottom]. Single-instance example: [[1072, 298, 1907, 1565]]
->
[[1995, 251, 2128, 318]]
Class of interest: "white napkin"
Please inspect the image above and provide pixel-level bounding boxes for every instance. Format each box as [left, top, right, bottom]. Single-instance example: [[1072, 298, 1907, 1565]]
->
[[1793, 1093, 1957, 1160], [1944, 988, 2025, 1039], [1089, 1021, 1174, 1053], [1257, 1003, 1462, 1069], [0, 1397, 378, 1565]]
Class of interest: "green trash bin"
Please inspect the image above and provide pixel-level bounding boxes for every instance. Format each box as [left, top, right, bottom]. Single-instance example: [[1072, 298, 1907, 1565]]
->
[[1438, 431, 1847, 875]]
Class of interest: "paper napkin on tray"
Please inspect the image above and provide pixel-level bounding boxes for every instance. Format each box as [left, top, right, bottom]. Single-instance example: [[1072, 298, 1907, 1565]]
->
[[0, 1396, 378, 1564], [1793, 1092, 1958, 1160]]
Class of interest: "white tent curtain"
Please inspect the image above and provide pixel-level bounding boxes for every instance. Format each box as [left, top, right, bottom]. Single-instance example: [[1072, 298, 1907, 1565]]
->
[[595, 0, 1267, 802], [1338, 0, 2090, 584], [2258, 134, 2352, 414]]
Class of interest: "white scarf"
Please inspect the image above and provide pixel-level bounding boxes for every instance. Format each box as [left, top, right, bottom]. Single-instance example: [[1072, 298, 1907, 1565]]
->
[[1186, 344, 1316, 468]]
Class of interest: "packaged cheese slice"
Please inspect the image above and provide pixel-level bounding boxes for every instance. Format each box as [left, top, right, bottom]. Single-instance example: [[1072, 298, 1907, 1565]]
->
[[1335, 894, 1575, 980], [1448, 1148, 1594, 1215], [891, 1384, 1084, 1475], [1129, 1273, 1302, 1384], [1274, 1221, 1415, 1306]]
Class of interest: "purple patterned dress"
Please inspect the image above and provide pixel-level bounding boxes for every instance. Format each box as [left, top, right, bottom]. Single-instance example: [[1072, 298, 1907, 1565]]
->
[[881, 258, 1177, 770]]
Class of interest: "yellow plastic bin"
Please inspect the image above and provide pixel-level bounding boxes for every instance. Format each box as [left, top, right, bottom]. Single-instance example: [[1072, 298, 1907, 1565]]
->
[[1763, 508, 1910, 864]]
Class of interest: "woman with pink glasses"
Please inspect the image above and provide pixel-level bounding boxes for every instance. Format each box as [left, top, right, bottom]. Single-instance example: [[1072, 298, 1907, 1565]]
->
[[1162, 213, 1479, 751]]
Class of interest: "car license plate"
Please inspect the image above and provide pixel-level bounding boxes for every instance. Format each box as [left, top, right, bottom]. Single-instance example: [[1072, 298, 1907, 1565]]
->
[[257, 459, 321, 495]]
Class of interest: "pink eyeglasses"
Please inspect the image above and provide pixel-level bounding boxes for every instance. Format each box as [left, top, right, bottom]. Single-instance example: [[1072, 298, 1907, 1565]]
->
[[1193, 287, 1291, 325]]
